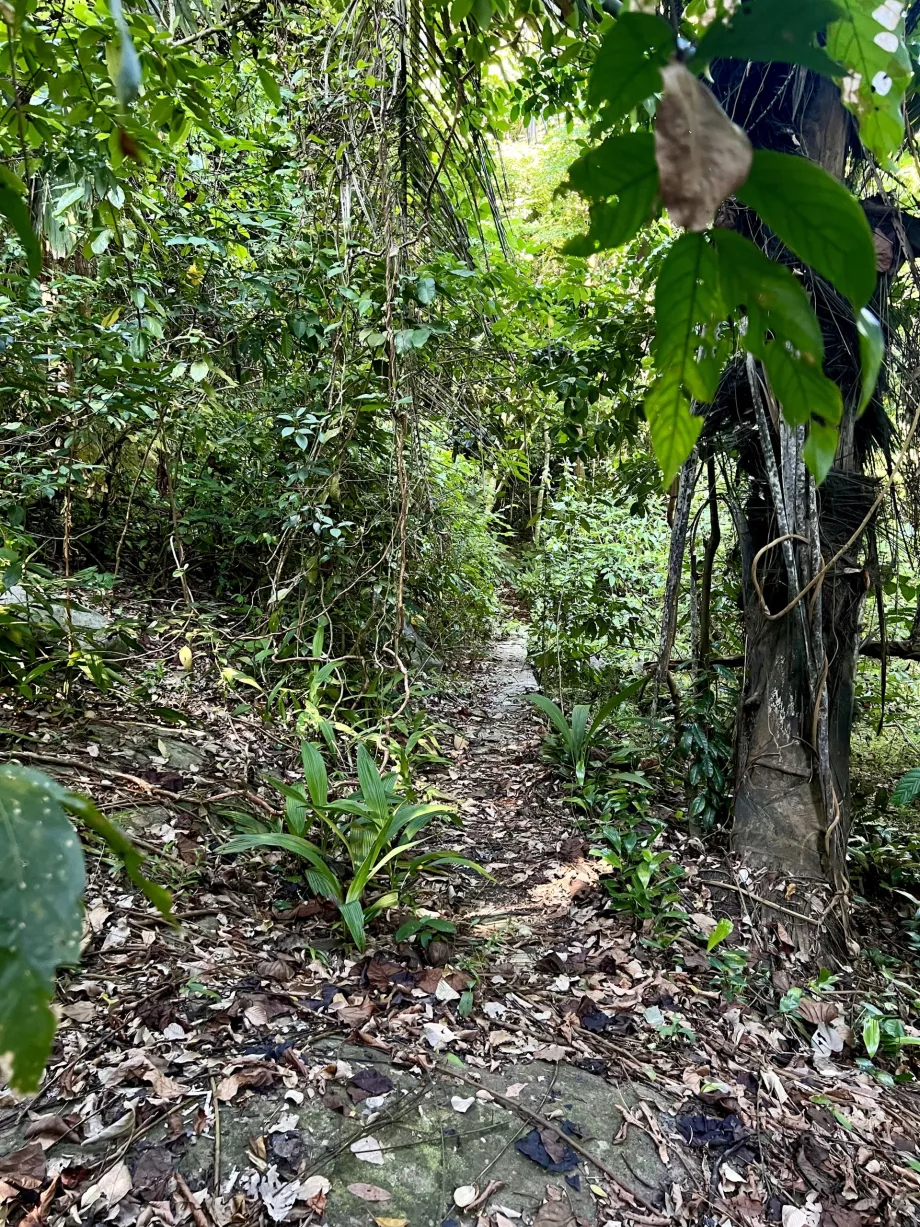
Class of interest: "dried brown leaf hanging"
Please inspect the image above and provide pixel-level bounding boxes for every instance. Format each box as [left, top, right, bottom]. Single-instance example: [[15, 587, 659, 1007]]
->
[[655, 59, 753, 232]]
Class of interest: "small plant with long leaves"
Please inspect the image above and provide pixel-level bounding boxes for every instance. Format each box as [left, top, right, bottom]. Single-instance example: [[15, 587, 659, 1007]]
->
[[527, 680, 642, 788], [219, 743, 485, 950]]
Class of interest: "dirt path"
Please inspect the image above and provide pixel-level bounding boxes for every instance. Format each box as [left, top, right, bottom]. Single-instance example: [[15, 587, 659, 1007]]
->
[[439, 631, 598, 942]]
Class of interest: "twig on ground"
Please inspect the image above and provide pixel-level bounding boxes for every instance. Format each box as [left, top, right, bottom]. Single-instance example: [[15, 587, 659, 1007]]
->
[[431, 1058, 665, 1217], [702, 879, 820, 926]]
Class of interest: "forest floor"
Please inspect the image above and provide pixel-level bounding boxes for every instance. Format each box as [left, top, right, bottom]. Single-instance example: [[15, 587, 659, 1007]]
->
[[1, 628, 920, 1227]]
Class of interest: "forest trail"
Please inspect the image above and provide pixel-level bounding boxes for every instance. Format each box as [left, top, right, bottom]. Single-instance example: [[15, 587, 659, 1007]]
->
[[0, 631, 916, 1225], [445, 630, 598, 941]]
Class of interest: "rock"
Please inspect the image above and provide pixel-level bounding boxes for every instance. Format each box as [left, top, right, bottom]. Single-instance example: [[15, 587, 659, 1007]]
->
[[0, 585, 117, 647]]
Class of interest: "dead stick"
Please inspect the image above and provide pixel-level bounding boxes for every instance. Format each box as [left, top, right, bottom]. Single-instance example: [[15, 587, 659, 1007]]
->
[[433, 1060, 665, 1217], [211, 1077, 221, 1195], [703, 880, 820, 926]]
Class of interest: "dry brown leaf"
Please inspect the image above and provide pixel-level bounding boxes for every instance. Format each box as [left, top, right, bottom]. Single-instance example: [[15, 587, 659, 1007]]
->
[[797, 997, 839, 1025], [533, 1191, 576, 1227], [347, 1184, 392, 1202], [655, 59, 752, 232], [80, 1161, 132, 1210], [0, 1144, 46, 1190]]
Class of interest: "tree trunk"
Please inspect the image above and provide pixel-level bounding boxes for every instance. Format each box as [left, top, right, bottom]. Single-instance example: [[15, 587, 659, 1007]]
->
[[711, 64, 875, 944]]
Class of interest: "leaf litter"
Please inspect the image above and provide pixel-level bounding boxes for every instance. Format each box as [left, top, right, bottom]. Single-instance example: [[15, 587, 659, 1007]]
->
[[0, 632, 918, 1225]]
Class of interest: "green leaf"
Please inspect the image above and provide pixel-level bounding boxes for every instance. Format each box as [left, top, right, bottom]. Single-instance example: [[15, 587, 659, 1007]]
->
[[458, 989, 474, 1017], [713, 229, 824, 364], [67, 793, 173, 920], [417, 276, 436, 305], [218, 831, 342, 900], [863, 1015, 881, 1058], [827, 0, 911, 163], [803, 421, 839, 484], [762, 345, 842, 428], [339, 899, 366, 951], [189, 360, 209, 383], [300, 742, 328, 810], [737, 150, 876, 308], [893, 768, 920, 806], [695, 0, 845, 77], [0, 188, 41, 278], [526, 694, 572, 742], [706, 917, 733, 951], [0, 766, 85, 1091], [257, 66, 282, 108], [451, 0, 474, 19], [565, 133, 659, 255], [857, 306, 884, 414], [654, 232, 726, 403], [643, 370, 703, 488], [587, 12, 674, 119], [356, 745, 389, 822]]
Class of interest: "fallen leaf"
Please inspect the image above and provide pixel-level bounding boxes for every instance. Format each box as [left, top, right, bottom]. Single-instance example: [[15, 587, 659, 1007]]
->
[[655, 58, 752, 231], [80, 1161, 132, 1209], [59, 1001, 95, 1023], [374, 1218, 407, 1227], [351, 1136, 385, 1166], [454, 1185, 478, 1208], [451, 1095, 475, 1114], [347, 1184, 392, 1202], [422, 1021, 456, 1050], [0, 1144, 45, 1190]]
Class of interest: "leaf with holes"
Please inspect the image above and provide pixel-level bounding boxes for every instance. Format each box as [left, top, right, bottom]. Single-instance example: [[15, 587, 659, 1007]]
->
[[737, 149, 876, 308], [564, 133, 659, 255], [0, 767, 85, 1091], [828, 0, 911, 162], [654, 232, 726, 403], [587, 12, 674, 119]]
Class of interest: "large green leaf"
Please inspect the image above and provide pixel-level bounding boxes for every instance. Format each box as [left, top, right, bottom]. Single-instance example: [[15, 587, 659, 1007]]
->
[[803, 422, 840, 484], [643, 370, 703, 489], [827, 0, 911, 162], [564, 133, 659, 255], [300, 742, 328, 810], [0, 766, 84, 1091], [695, 0, 845, 77], [737, 150, 876, 308], [654, 232, 726, 403], [587, 12, 674, 119], [0, 187, 41, 279], [712, 229, 824, 362], [712, 230, 842, 480], [526, 694, 573, 751], [218, 831, 343, 900]]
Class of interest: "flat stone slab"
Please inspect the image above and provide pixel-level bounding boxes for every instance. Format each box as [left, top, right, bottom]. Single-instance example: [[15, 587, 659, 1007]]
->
[[1, 1048, 691, 1226], [176, 1046, 684, 1225]]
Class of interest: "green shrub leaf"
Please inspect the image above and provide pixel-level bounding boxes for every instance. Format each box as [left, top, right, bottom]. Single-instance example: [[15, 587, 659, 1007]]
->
[[737, 150, 876, 308], [565, 133, 659, 255], [654, 232, 726, 404], [827, 0, 911, 162], [587, 12, 674, 119], [643, 370, 703, 489], [857, 307, 884, 414], [695, 0, 845, 77]]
